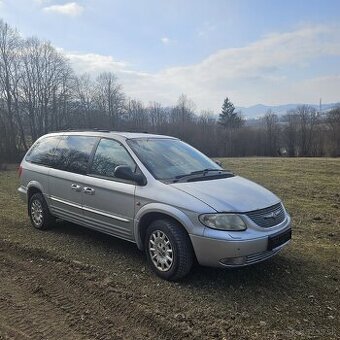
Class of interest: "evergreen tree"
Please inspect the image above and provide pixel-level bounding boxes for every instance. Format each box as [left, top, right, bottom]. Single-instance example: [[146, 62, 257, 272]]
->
[[218, 97, 244, 156], [218, 97, 244, 130]]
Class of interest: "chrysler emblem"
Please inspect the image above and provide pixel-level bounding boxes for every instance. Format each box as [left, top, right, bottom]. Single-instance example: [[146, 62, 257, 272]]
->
[[263, 210, 280, 220]]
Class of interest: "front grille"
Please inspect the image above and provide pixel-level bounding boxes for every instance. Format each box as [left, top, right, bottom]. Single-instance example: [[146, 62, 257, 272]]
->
[[245, 202, 285, 228]]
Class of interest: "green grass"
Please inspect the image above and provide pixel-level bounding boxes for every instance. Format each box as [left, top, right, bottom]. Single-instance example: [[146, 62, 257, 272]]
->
[[0, 158, 339, 339]]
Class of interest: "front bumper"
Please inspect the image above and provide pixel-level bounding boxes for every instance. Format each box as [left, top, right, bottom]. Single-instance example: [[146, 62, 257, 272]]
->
[[189, 225, 291, 268]]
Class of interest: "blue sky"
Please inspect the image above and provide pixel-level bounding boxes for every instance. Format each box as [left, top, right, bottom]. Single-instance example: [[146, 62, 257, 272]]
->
[[1, 0, 340, 111]]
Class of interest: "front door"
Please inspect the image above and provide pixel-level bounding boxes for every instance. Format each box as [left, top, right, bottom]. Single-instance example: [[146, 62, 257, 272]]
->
[[82, 138, 136, 241]]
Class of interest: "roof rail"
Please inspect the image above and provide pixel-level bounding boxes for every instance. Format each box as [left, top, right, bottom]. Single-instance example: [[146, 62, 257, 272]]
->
[[50, 128, 111, 133], [91, 128, 111, 132]]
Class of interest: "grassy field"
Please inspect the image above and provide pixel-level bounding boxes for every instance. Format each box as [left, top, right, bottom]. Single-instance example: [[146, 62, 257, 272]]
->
[[0, 158, 339, 339]]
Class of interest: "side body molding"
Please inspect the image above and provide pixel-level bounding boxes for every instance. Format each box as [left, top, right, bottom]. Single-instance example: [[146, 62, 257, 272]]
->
[[133, 203, 200, 250]]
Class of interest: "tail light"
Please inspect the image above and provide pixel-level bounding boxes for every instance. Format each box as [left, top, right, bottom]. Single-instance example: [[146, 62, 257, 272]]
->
[[18, 164, 23, 177]]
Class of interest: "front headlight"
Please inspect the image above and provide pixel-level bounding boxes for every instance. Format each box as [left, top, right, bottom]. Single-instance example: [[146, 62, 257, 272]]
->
[[199, 213, 247, 231]]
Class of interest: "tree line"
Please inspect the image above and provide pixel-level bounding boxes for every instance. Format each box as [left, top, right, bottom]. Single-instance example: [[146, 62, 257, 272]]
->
[[0, 19, 339, 163]]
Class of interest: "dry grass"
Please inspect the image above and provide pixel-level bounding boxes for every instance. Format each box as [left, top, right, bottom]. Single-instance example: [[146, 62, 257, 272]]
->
[[0, 158, 339, 339]]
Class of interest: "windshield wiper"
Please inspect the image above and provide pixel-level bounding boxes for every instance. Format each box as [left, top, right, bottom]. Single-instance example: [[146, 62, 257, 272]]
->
[[175, 169, 220, 179], [173, 169, 230, 182]]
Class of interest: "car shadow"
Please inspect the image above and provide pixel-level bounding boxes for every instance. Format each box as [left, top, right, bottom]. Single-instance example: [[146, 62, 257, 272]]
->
[[49, 219, 144, 263], [48, 220, 306, 292], [182, 253, 310, 293]]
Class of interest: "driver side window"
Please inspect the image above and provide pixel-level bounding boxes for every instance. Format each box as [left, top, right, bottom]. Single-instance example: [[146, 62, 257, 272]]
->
[[90, 139, 136, 179]]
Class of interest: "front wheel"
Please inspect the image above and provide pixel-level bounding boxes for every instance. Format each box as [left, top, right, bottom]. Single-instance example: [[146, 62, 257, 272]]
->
[[145, 219, 194, 281]]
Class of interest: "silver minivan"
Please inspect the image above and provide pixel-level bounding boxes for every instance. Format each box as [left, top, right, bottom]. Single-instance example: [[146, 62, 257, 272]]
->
[[18, 131, 291, 280]]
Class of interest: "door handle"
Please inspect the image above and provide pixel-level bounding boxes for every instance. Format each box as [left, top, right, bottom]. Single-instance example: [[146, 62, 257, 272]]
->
[[71, 184, 82, 192], [83, 187, 95, 195]]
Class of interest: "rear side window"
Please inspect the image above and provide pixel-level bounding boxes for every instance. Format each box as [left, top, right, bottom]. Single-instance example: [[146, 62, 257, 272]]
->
[[90, 139, 136, 178], [26, 136, 60, 166], [55, 136, 97, 174]]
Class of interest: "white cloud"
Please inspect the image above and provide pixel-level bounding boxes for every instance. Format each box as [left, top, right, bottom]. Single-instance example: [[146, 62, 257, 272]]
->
[[161, 37, 177, 45], [289, 75, 340, 104], [65, 24, 340, 110], [43, 2, 84, 16], [65, 52, 129, 74], [161, 37, 170, 44], [34, 0, 51, 4]]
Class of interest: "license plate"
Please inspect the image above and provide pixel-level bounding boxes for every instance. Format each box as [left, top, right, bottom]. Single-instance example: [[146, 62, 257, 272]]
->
[[267, 228, 292, 250]]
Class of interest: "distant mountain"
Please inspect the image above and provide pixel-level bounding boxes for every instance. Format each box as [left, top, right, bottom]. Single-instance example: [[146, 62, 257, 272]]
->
[[236, 103, 338, 119]]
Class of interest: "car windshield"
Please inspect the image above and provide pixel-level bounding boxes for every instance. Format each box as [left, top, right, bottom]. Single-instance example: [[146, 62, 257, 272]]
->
[[127, 138, 222, 180]]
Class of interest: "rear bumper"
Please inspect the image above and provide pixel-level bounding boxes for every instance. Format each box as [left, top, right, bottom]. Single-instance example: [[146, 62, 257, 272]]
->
[[190, 226, 291, 268], [18, 186, 27, 203]]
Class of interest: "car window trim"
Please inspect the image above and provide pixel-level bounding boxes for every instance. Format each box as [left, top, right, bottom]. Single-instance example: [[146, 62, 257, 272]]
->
[[87, 137, 143, 185], [86, 136, 101, 174], [127, 138, 178, 181], [25, 135, 146, 183], [127, 138, 220, 182], [126, 139, 161, 180], [56, 135, 100, 175], [25, 135, 62, 168], [86, 173, 136, 185]]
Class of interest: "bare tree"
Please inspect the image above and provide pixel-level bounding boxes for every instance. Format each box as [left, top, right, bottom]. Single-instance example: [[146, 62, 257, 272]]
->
[[196, 110, 217, 155], [169, 94, 196, 140], [20, 37, 71, 139], [73, 74, 95, 125], [148, 101, 168, 131], [327, 106, 340, 156], [125, 98, 148, 131], [50, 64, 74, 130], [171, 94, 195, 124], [283, 111, 299, 157], [0, 19, 338, 162], [94, 72, 125, 129], [296, 105, 318, 156], [0, 19, 21, 159], [262, 110, 280, 156]]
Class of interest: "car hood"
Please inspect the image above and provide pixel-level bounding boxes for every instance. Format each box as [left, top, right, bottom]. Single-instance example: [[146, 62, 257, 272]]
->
[[171, 175, 280, 212]]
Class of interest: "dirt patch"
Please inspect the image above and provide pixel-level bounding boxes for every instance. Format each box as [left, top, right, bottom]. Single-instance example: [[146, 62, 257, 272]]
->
[[0, 158, 339, 339], [0, 240, 196, 339]]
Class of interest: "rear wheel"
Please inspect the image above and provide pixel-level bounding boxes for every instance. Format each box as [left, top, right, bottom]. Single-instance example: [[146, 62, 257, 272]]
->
[[29, 193, 55, 230], [145, 219, 193, 281]]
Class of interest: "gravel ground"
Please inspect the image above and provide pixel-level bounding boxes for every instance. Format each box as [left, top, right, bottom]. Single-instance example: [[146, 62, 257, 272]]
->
[[0, 158, 339, 339]]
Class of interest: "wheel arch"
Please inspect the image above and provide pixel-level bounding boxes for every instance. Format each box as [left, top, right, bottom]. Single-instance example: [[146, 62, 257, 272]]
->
[[134, 203, 196, 251], [27, 182, 44, 215]]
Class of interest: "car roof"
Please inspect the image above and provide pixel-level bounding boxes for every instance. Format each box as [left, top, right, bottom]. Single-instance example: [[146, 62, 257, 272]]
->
[[45, 130, 178, 141]]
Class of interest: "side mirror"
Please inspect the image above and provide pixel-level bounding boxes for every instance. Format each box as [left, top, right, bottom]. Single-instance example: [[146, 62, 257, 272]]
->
[[214, 159, 222, 167], [114, 165, 146, 185]]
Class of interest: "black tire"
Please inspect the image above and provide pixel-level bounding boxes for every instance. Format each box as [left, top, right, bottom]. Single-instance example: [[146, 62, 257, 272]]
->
[[144, 218, 194, 281], [29, 193, 55, 230]]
